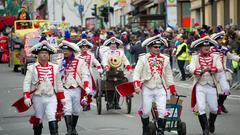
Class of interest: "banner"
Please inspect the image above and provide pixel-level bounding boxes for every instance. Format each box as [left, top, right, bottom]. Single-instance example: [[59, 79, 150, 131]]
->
[[166, 0, 177, 29]]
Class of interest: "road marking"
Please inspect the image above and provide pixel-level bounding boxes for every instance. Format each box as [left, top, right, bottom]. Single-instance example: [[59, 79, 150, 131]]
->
[[228, 95, 240, 100], [123, 114, 135, 118], [0, 126, 3, 131]]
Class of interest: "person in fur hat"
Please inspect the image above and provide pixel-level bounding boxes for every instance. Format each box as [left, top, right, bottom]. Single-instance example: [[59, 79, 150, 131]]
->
[[77, 39, 103, 111], [23, 40, 65, 135], [188, 36, 223, 135], [133, 34, 177, 135], [58, 40, 90, 135]]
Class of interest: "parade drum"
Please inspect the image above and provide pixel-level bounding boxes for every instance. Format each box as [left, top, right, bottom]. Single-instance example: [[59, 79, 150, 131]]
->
[[115, 81, 135, 96]]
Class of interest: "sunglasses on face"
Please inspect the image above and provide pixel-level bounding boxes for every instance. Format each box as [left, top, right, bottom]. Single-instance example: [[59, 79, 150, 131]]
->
[[152, 46, 161, 49]]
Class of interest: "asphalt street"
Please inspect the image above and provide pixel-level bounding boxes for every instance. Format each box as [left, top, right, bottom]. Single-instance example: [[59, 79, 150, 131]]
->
[[0, 63, 240, 135]]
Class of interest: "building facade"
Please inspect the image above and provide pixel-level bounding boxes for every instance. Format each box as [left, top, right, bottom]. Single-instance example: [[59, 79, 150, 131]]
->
[[191, 0, 240, 27], [130, 0, 191, 31]]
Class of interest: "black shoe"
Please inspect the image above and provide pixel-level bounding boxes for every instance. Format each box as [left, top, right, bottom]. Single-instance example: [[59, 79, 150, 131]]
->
[[33, 123, 43, 135], [83, 105, 88, 111], [222, 105, 228, 113], [141, 117, 150, 135], [64, 115, 72, 135], [71, 115, 79, 135], [49, 121, 59, 135], [198, 114, 209, 135], [107, 103, 114, 110], [115, 104, 121, 109], [157, 118, 166, 135], [87, 105, 91, 110], [209, 113, 217, 133], [180, 78, 186, 81]]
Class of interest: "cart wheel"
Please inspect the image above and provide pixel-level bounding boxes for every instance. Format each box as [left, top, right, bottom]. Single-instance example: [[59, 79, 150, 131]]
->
[[96, 80, 102, 115], [149, 121, 157, 135], [177, 121, 186, 135], [126, 95, 132, 114]]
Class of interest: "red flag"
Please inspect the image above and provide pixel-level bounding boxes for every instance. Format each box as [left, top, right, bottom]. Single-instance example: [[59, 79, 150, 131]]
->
[[12, 97, 31, 113], [115, 81, 135, 96]]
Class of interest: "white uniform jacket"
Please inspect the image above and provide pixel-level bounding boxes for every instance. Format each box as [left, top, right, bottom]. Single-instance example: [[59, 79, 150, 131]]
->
[[133, 53, 174, 90], [60, 57, 90, 89], [79, 52, 101, 74], [23, 62, 64, 96], [188, 53, 223, 87]]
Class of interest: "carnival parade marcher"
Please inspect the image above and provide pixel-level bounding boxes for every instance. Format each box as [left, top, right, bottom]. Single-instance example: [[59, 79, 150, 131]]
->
[[102, 37, 132, 109], [133, 34, 177, 135], [188, 36, 223, 135], [22, 40, 65, 135], [77, 39, 103, 111], [59, 40, 90, 135], [210, 31, 240, 114], [175, 34, 189, 81]]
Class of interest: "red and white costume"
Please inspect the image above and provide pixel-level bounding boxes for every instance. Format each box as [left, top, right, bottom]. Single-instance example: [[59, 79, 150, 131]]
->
[[133, 35, 176, 119], [59, 40, 89, 116], [77, 39, 103, 108], [188, 37, 223, 114], [23, 62, 64, 121], [22, 40, 65, 134]]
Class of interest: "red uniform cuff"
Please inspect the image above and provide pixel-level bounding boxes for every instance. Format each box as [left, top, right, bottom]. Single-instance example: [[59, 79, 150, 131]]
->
[[211, 66, 218, 73], [105, 65, 110, 70], [56, 92, 65, 100], [169, 85, 176, 94], [194, 68, 203, 76], [126, 65, 132, 71], [23, 92, 30, 99], [133, 80, 141, 88], [84, 81, 89, 88]]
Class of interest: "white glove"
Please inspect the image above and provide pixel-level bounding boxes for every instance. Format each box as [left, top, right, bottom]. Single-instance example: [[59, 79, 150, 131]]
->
[[24, 98, 32, 107], [85, 87, 91, 95], [97, 68, 103, 74], [61, 99, 66, 105]]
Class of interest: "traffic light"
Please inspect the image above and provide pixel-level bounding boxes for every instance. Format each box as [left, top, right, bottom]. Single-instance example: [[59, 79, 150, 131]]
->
[[91, 4, 97, 16]]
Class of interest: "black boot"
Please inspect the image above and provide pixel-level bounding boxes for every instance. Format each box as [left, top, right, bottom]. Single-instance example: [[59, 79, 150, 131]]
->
[[71, 115, 79, 135], [141, 117, 150, 135], [218, 95, 228, 113], [198, 114, 209, 135], [222, 105, 228, 113], [49, 121, 58, 135], [64, 115, 72, 135], [209, 113, 217, 133], [157, 118, 166, 135], [33, 123, 43, 135]]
